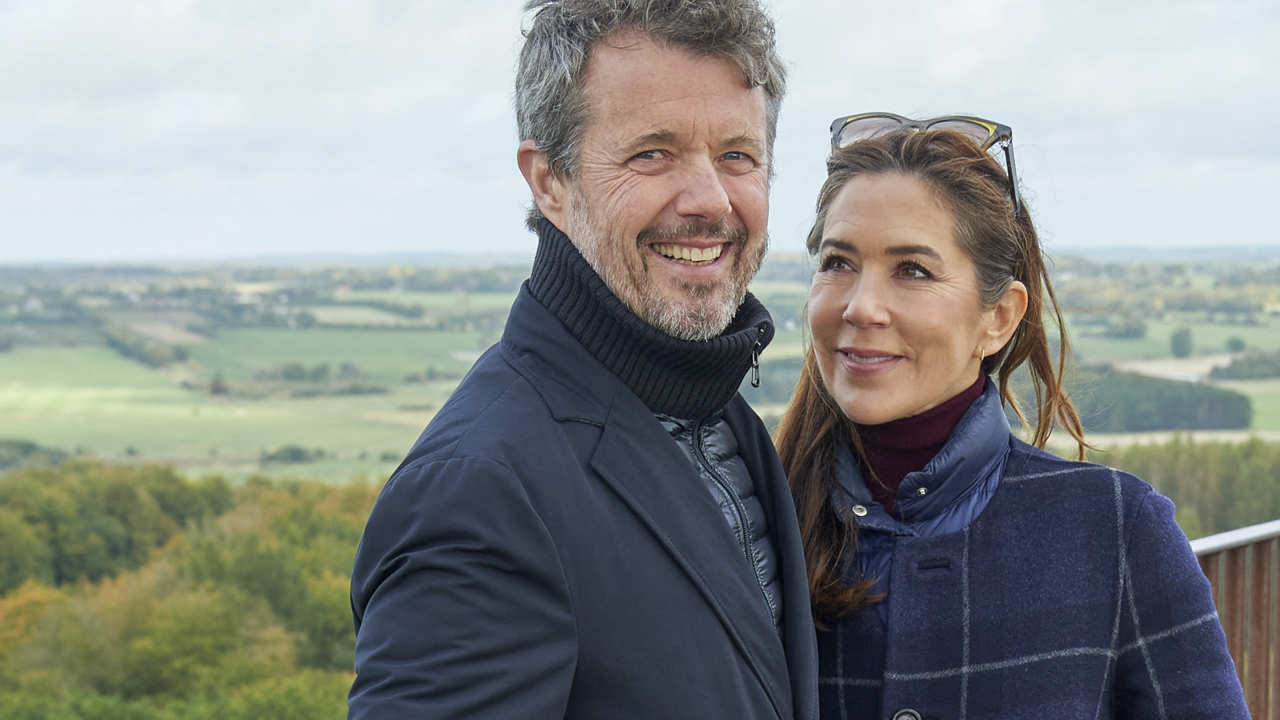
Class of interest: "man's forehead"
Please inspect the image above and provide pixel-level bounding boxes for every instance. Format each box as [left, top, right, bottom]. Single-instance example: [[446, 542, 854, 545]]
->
[[579, 31, 766, 140], [581, 30, 756, 100]]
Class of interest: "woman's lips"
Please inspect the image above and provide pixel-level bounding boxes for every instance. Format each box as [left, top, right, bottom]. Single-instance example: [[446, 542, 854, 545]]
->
[[838, 348, 903, 374]]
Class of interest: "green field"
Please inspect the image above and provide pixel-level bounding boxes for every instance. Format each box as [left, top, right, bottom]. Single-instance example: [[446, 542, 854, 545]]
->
[[186, 327, 495, 384], [766, 327, 807, 359], [1068, 314, 1280, 364], [1218, 379, 1280, 429], [337, 290, 517, 312], [304, 304, 424, 326], [0, 344, 466, 482], [4, 260, 1280, 483]]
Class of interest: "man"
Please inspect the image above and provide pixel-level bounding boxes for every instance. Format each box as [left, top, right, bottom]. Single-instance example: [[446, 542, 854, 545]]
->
[[348, 1, 817, 717]]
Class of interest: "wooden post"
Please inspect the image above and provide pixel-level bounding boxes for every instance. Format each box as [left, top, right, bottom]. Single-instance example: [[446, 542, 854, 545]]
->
[[1248, 542, 1270, 717]]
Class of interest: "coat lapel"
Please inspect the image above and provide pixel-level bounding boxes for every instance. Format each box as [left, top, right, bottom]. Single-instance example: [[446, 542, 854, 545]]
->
[[590, 392, 791, 720], [724, 399, 819, 720]]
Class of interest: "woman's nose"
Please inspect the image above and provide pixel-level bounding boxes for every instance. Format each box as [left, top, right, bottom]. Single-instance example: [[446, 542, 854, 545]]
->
[[841, 277, 891, 327]]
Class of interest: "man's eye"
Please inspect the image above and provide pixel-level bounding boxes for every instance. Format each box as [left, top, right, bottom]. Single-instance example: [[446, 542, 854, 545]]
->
[[721, 151, 756, 169], [631, 150, 663, 162], [819, 255, 852, 272]]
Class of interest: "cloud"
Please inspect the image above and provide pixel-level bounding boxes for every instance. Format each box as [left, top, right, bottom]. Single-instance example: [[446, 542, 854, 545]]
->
[[1, 0, 1277, 261]]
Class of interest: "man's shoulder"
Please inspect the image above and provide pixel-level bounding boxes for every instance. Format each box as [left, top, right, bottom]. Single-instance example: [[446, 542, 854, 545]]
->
[[399, 345, 558, 468]]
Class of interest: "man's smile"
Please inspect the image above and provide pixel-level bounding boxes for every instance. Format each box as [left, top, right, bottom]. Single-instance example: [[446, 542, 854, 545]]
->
[[651, 242, 727, 265]]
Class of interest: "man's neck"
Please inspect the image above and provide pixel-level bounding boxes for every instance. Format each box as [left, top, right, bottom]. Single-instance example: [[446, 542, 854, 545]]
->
[[525, 218, 774, 419]]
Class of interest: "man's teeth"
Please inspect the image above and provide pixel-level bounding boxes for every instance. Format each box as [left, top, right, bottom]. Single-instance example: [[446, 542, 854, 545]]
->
[[653, 243, 723, 264]]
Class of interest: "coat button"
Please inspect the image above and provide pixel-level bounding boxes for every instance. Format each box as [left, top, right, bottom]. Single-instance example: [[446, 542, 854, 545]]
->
[[852, 504, 868, 517], [891, 710, 922, 720], [916, 486, 928, 497]]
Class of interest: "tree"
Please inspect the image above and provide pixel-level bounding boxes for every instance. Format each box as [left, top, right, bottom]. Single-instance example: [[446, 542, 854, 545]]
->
[[209, 373, 229, 395], [280, 363, 307, 382], [1171, 327, 1193, 358], [1226, 336, 1246, 353], [1103, 314, 1147, 339], [0, 511, 52, 595]]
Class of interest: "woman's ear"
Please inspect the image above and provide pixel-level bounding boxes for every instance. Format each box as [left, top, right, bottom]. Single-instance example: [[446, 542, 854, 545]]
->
[[978, 280, 1029, 358], [517, 140, 568, 228]]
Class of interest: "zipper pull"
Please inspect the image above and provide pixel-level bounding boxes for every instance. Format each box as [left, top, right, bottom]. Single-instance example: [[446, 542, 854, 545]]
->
[[750, 333, 763, 388]]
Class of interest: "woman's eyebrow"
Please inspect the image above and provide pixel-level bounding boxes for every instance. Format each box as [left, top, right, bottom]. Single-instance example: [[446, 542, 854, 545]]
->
[[886, 244, 942, 260]]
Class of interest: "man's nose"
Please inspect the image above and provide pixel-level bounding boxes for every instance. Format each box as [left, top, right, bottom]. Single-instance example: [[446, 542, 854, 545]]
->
[[841, 275, 891, 328], [672, 158, 732, 222]]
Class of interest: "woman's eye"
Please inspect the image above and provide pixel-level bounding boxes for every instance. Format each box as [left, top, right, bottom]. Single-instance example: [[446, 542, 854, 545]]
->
[[899, 261, 932, 280]]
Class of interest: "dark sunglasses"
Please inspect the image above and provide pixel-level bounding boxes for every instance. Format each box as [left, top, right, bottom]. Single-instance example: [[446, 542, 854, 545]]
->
[[828, 112, 1022, 217]]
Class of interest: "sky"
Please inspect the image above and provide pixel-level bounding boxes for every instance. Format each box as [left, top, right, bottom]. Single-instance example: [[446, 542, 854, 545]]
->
[[2, 0, 1277, 264]]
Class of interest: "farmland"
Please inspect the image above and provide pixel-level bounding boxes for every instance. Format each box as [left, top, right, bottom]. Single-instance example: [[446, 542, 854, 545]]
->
[[2, 249, 1280, 482], [3, 247, 1280, 720]]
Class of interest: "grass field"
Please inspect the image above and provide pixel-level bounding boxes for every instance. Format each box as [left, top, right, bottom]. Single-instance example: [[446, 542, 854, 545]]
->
[[0, 345, 464, 482], [303, 304, 424, 326], [1068, 314, 1280, 364], [186, 327, 496, 384], [4, 285, 1280, 484], [766, 327, 807, 359], [1217, 379, 1280, 430], [336, 290, 517, 312]]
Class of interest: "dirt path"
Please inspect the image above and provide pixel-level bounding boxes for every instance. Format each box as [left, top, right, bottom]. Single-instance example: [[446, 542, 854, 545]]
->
[[1114, 353, 1237, 382], [1046, 429, 1280, 451]]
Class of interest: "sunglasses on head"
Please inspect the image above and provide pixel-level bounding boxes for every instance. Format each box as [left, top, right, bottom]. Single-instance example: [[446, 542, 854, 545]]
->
[[828, 112, 1022, 217]]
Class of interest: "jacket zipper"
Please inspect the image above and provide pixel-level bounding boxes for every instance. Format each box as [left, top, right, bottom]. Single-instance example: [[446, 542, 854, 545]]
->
[[691, 418, 774, 619], [750, 326, 764, 388]]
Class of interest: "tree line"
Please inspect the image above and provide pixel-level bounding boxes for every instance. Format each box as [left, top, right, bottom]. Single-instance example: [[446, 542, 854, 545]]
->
[[1091, 436, 1280, 540], [741, 359, 1254, 434], [0, 462, 378, 720], [3, 436, 1278, 717], [1210, 348, 1280, 380]]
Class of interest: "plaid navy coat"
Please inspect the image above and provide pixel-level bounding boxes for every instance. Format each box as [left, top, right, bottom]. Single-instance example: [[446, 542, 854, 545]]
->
[[819, 385, 1247, 719]]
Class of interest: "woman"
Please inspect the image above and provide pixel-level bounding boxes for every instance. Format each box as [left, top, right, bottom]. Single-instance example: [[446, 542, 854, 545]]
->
[[777, 116, 1247, 719]]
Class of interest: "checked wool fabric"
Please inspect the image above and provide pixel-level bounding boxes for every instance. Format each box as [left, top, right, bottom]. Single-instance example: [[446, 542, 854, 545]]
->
[[818, 441, 1248, 719]]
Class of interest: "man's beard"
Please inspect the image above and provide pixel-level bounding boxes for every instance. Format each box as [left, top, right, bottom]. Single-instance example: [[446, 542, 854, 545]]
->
[[566, 191, 766, 342]]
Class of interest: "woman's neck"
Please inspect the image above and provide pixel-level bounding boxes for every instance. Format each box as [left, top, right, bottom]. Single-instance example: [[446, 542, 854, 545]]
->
[[854, 375, 986, 514]]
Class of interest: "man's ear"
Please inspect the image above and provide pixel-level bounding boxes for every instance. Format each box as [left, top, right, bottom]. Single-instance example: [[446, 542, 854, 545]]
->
[[517, 140, 568, 228], [978, 280, 1029, 359]]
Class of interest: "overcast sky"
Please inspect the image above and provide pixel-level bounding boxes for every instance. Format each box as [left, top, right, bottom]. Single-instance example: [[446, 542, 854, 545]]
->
[[2, 0, 1277, 263]]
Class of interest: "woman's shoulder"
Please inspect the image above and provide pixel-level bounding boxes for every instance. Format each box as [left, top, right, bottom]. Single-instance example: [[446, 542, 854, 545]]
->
[[1000, 436, 1156, 508]]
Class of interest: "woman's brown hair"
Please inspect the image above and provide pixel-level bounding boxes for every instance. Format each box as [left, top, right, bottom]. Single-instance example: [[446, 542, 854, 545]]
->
[[776, 130, 1088, 621]]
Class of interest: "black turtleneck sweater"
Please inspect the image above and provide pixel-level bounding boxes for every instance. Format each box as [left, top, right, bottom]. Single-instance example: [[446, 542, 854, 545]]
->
[[524, 219, 786, 632], [524, 218, 775, 419]]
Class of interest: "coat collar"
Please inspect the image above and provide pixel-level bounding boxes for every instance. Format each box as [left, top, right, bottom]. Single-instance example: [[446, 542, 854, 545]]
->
[[525, 218, 774, 419], [833, 379, 1012, 528]]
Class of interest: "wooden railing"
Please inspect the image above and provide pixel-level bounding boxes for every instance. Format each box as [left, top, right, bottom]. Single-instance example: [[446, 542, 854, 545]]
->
[[1192, 518, 1280, 719]]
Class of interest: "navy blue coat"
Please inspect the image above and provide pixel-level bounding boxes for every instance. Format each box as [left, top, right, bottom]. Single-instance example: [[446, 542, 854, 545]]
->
[[819, 384, 1247, 719], [349, 287, 819, 719]]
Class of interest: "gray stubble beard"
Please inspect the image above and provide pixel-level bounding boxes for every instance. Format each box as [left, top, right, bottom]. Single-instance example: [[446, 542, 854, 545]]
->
[[566, 191, 766, 342]]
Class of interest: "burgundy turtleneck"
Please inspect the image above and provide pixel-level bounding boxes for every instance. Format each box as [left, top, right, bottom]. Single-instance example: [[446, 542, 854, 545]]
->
[[856, 374, 986, 514]]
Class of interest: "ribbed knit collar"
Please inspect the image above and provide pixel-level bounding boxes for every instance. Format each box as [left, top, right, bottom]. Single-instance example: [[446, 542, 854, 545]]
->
[[526, 218, 774, 419], [856, 374, 986, 513]]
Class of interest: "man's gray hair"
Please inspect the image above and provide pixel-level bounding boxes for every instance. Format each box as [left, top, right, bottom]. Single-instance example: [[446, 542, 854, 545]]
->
[[516, 0, 787, 228]]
